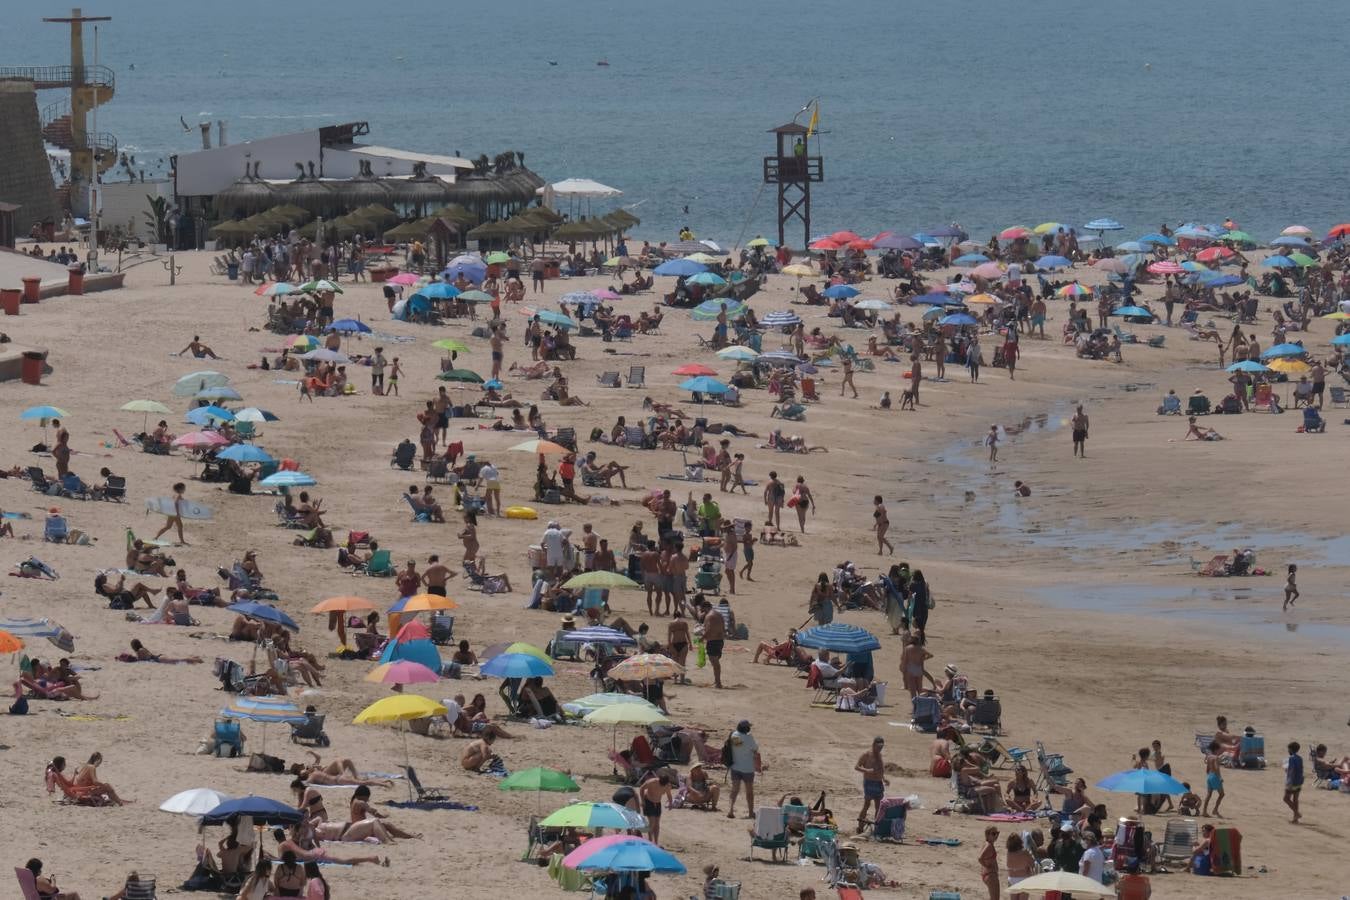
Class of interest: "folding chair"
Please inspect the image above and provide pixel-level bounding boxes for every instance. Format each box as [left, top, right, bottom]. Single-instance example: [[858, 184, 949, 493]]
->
[[103, 475, 128, 501], [749, 806, 790, 862], [626, 365, 645, 388], [1156, 817, 1198, 867], [401, 765, 449, 804], [122, 874, 158, 900], [596, 371, 621, 387], [403, 494, 432, 523]]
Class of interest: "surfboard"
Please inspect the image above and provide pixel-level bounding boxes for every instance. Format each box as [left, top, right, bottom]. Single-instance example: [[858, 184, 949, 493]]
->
[[144, 496, 214, 520]]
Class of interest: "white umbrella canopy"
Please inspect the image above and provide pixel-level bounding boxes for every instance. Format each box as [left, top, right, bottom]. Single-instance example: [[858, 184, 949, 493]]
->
[[1009, 871, 1114, 897], [159, 787, 233, 815], [536, 178, 622, 199]]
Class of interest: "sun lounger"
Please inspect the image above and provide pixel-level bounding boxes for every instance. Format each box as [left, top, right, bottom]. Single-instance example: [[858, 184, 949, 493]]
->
[[400, 764, 449, 804], [1156, 817, 1198, 866], [626, 366, 645, 389], [596, 371, 620, 388]]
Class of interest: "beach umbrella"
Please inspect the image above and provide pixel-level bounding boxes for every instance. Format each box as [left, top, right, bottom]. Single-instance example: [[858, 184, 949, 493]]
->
[[499, 766, 581, 813], [781, 263, 817, 278], [795, 622, 881, 653], [1324, 312, 1350, 321], [415, 283, 461, 300], [1195, 246, 1234, 262], [822, 284, 861, 299], [311, 595, 376, 614], [1085, 218, 1124, 232], [851, 299, 893, 312], [542, 801, 647, 832], [1263, 255, 1296, 268], [690, 299, 747, 321], [259, 471, 316, 488], [745, 236, 776, 248], [672, 363, 718, 377], [1114, 241, 1150, 254], [1035, 255, 1071, 269], [1261, 343, 1308, 359], [290, 335, 320, 351], [444, 255, 487, 282], [365, 660, 440, 686], [483, 379, 504, 391], [757, 350, 804, 367], [589, 288, 621, 302], [173, 371, 230, 396], [0, 618, 73, 651], [1221, 230, 1254, 245], [481, 652, 555, 679], [435, 369, 485, 384], [457, 290, 494, 304], [201, 796, 303, 828], [717, 346, 760, 361], [508, 438, 569, 455], [520, 308, 577, 329], [562, 290, 601, 306], [226, 601, 299, 631], [234, 408, 279, 423], [938, 313, 978, 327], [220, 695, 306, 753], [761, 310, 803, 328], [121, 399, 172, 431], [391, 593, 458, 614], [564, 836, 686, 874], [394, 621, 432, 643], [953, 253, 990, 266], [687, 272, 727, 287], [353, 693, 448, 776], [679, 376, 730, 396], [484, 251, 512, 265], [1057, 283, 1092, 298], [1226, 361, 1269, 373], [809, 238, 841, 251], [566, 626, 638, 646], [196, 386, 243, 402], [378, 637, 443, 672], [326, 318, 371, 335], [1147, 260, 1185, 275], [970, 262, 1004, 280], [585, 704, 672, 729], [562, 693, 653, 717], [386, 272, 421, 286], [925, 225, 967, 240], [1110, 306, 1153, 318], [1332, 334, 1350, 346], [257, 281, 296, 297], [1175, 225, 1217, 241], [963, 293, 999, 306], [0, 630, 25, 654], [1269, 236, 1312, 248], [603, 255, 639, 268], [606, 653, 683, 682], [431, 339, 470, 353], [653, 258, 706, 277], [20, 405, 70, 422], [299, 348, 349, 364], [1289, 252, 1317, 267], [1202, 274, 1244, 288], [1096, 769, 1187, 794], [480, 642, 551, 664], [1267, 358, 1311, 376], [217, 444, 274, 464], [1281, 225, 1313, 236], [172, 430, 229, 449], [998, 226, 1031, 240], [1008, 871, 1112, 898], [185, 405, 235, 425], [298, 279, 343, 294], [1033, 222, 1066, 235], [911, 292, 963, 307], [159, 788, 233, 816], [1135, 233, 1175, 246]]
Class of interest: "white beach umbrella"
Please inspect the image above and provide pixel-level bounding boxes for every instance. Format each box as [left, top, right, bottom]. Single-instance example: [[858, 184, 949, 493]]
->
[[159, 788, 233, 816]]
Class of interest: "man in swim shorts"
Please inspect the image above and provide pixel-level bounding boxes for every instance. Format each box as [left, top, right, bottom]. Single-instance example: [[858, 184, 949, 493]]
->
[[1202, 740, 1224, 816]]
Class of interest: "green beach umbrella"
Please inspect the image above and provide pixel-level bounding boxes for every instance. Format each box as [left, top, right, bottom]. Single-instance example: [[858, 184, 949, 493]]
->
[[484, 251, 512, 265], [539, 801, 647, 831], [432, 339, 470, 353], [457, 290, 494, 304], [563, 571, 641, 590], [435, 369, 484, 384], [499, 766, 580, 812], [298, 279, 344, 294], [1289, 252, 1316, 267]]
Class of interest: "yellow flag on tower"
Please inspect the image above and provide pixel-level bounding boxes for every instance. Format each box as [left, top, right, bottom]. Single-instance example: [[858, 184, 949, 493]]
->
[[806, 100, 820, 138]]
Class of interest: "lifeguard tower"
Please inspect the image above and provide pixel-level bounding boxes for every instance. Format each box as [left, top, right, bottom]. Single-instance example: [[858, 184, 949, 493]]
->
[[762, 121, 823, 250]]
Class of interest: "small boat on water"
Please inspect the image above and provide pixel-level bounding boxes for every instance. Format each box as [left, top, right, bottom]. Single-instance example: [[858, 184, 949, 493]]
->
[[596, 59, 609, 67]]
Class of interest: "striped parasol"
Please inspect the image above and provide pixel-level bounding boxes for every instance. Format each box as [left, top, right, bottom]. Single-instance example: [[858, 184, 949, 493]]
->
[[760, 310, 803, 328]]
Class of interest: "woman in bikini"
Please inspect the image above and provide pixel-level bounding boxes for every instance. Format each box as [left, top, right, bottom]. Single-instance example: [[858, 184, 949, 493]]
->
[[290, 751, 392, 787], [349, 785, 420, 839], [73, 752, 129, 805], [270, 851, 307, 897], [459, 510, 479, 562], [1004, 765, 1037, 812]]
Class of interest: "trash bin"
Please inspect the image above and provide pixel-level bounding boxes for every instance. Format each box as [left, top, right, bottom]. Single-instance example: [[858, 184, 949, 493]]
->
[[67, 265, 85, 295], [21, 350, 47, 386], [226, 261, 239, 280], [0, 288, 20, 316], [22, 276, 42, 303]]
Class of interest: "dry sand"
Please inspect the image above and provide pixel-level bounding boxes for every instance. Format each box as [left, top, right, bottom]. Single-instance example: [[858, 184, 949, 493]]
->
[[0, 249, 1346, 898]]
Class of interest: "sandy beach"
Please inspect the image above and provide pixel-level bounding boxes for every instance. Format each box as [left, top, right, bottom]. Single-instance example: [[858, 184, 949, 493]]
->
[[1, 247, 1346, 900]]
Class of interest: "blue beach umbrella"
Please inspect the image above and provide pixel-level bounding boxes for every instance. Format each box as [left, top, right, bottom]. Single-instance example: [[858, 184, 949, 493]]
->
[[1202, 274, 1244, 288], [1226, 361, 1270, 373], [260, 471, 316, 488], [196, 386, 243, 402], [925, 225, 967, 239], [679, 376, 730, 395], [953, 254, 990, 266], [760, 310, 803, 328], [1330, 334, 1350, 347], [570, 838, 686, 874], [378, 635, 443, 671], [201, 795, 303, 827], [529, 309, 578, 330], [562, 290, 601, 305], [1096, 769, 1187, 795], [220, 695, 307, 725], [822, 284, 860, 299], [1111, 306, 1153, 318], [757, 350, 804, 367], [1261, 343, 1308, 360], [687, 272, 727, 287], [443, 256, 487, 282], [217, 444, 275, 464], [1264, 255, 1296, 268], [1115, 241, 1150, 254], [938, 313, 979, 327], [415, 283, 461, 300], [326, 318, 372, 334], [1085, 218, 1124, 232], [481, 651, 555, 679], [795, 622, 882, 653], [653, 258, 706, 277], [20, 405, 69, 421], [1035, 255, 1071, 269], [226, 601, 300, 632], [185, 405, 234, 426], [1270, 236, 1312, 248], [483, 379, 504, 390], [912, 292, 963, 306], [1135, 233, 1175, 246]]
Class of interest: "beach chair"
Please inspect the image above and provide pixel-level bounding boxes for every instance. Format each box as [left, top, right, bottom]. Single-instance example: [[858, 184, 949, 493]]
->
[[970, 694, 1003, 734], [1252, 383, 1274, 410], [425, 458, 451, 484], [400, 765, 449, 804], [1187, 394, 1211, 415], [749, 806, 790, 862], [213, 720, 245, 757], [911, 695, 941, 733], [403, 494, 432, 523], [597, 371, 621, 388], [1238, 733, 1266, 768], [102, 475, 127, 501], [548, 629, 584, 660], [289, 713, 330, 747], [1196, 554, 1230, 577], [623, 425, 650, 448], [430, 612, 455, 644], [15, 867, 43, 900], [234, 421, 258, 441], [1330, 386, 1349, 408], [553, 427, 577, 451], [363, 549, 395, 576], [27, 466, 62, 496], [121, 875, 158, 900], [1034, 740, 1073, 792], [1112, 324, 1138, 344], [43, 515, 69, 544], [626, 366, 645, 388], [1302, 407, 1326, 433], [1156, 817, 1198, 866]]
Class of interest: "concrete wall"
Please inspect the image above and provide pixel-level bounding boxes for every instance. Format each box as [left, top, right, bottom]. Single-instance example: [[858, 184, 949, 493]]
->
[[0, 82, 61, 235], [99, 179, 173, 241]]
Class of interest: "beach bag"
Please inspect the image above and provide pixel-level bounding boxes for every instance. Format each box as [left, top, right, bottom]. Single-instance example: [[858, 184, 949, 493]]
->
[[720, 736, 734, 768], [247, 752, 285, 773], [696, 638, 707, 669], [9, 695, 29, 715]]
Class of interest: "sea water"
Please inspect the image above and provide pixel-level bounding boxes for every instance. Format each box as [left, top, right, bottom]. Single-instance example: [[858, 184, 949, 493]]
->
[[5, 0, 1342, 242]]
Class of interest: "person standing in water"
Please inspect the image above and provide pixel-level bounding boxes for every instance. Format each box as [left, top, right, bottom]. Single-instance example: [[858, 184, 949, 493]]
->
[[1283, 564, 1299, 610], [1071, 405, 1089, 458]]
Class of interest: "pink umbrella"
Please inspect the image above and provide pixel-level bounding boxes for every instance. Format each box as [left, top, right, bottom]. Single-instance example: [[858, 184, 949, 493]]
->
[[591, 288, 621, 301], [971, 262, 1005, 280], [172, 431, 229, 448], [998, 226, 1032, 241], [828, 230, 861, 244], [809, 238, 841, 251], [395, 620, 432, 642], [364, 660, 440, 686], [1147, 260, 1185, 275], [563, 834, 646, 868], [386, 273, 420, 286], [1281, 225, 1312, 236], [847, 239, 876, 251], [1196, 246, 1234, 262]]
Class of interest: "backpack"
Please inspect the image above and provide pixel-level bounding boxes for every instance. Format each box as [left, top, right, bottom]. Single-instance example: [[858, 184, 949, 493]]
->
[[720, 736, 734, 768]]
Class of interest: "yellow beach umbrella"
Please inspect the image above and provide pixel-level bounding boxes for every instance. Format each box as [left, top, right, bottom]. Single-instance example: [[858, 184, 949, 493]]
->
[[1321, 312, 1350, 320], [684, 252, 720, 264], [482, 641, 551, 664], [398, 593, 458, 613], [1267, 358, 1311, 376], [782, 264, 816, 278], [584, 704, 671, 727], [1033, 222, 1066, 235], [354, 694, 446, 724], [563, 571, 641, 590], [965, 293, 1000, 305]]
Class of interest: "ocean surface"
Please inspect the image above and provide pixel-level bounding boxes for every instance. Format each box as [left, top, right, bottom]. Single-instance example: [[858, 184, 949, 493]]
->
[[6, 0, 1345, 244]]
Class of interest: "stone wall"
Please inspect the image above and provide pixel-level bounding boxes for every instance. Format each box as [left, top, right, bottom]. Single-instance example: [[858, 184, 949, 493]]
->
[[0, 82, 61, 235]]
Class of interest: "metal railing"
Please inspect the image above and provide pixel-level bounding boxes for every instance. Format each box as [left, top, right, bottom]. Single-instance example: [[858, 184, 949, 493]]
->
[[40, 96, 70, 126], [0, 64, 114, 92]]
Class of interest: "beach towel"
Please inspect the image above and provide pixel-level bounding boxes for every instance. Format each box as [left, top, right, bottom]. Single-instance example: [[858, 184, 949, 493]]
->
[[977, 812, 1037, 822], [914, 838, 962, 846], [754, 805, 783, 838], [384, 800, 478, 811]]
